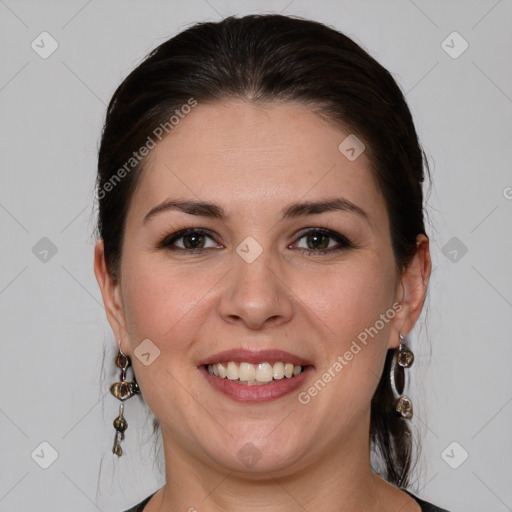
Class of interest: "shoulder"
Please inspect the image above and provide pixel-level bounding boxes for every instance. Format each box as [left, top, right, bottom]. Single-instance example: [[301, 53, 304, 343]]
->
[[122, 491, 156, 512], [124, 489, 451, 512], [405, 490, 452, 512]]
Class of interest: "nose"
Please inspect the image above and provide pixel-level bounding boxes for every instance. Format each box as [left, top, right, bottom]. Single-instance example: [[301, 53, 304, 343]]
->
[[218, 248, 294, 331]]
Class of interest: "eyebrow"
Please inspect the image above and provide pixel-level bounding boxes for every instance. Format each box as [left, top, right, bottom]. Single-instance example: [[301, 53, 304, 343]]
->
[[143, 197, 370, 224]]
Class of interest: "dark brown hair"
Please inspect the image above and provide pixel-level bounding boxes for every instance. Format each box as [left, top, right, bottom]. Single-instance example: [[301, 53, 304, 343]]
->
[[97, 13, 429, 487]]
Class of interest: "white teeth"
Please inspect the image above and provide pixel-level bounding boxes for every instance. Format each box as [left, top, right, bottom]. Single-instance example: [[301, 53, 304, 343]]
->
[[217, 363, 226, 378], [239, 362, 256, 382], [273, 361, 284, 380], [206, 361, 305, 383], [226, 361, 238, 380], [256, 362, 273, 382]]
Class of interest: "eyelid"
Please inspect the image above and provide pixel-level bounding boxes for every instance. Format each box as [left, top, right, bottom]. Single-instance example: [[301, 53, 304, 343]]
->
[[158, 227, 354, 253], [294, 226, 350, 241], [158, 228, 222, 250]]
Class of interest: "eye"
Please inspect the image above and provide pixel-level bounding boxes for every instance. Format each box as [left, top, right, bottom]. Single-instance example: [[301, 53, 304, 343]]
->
[[158, 229, 222, 251], [291, 228, 353, 255]]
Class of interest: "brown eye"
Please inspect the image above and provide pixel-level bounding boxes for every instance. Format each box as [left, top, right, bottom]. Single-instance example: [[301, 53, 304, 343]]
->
[[159, 229, 222, 251], [292, 228, 353, 254], [304, 232, 330, 250], [182, 232, 206, 249]]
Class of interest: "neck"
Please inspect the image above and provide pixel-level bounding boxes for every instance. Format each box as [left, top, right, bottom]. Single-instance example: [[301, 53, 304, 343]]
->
[[152, 420, 387, 512]]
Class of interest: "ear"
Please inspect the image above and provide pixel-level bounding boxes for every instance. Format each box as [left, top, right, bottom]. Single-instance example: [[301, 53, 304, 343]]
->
[[94, 239, 129, 351], [388, 234, 431, 349]]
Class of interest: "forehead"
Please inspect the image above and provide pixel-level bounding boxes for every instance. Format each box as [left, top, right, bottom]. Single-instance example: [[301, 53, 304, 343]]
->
[[131, 100, 386, 224]]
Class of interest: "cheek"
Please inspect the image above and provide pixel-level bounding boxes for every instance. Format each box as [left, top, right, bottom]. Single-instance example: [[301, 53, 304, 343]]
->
[[120, 251, 219, 345], [119, 255, 217, 415], [303, 253, 397, 401], [121, 241, 397, 353], [302, 252, 397, 340]]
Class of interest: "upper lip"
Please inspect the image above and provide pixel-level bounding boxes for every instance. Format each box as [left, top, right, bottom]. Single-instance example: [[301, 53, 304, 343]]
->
[[198, 348, 314, 367]]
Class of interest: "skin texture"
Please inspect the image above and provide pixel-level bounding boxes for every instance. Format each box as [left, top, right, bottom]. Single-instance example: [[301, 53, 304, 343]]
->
[[95, 100, 431, 512]]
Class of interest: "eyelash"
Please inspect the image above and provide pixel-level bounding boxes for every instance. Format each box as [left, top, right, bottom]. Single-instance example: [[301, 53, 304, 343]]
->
[[158, 228, 355, 255]]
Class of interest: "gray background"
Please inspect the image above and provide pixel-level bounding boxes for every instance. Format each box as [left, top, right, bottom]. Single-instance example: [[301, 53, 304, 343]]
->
[[1, 1, 511, 511]]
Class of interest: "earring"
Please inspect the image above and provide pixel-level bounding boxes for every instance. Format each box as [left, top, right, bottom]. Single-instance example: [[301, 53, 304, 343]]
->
[[110, 342, 140, 457], [390, 333, 414, 419]]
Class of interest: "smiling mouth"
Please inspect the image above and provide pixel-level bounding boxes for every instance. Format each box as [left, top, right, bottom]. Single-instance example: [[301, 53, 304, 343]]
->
[[206, 361, 307, 385]]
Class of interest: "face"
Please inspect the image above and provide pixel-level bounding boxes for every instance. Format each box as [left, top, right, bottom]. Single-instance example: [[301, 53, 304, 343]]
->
[[96, 100, 424, 476]]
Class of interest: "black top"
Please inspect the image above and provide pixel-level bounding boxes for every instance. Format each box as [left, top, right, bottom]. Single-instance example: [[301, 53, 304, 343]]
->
[[123, 489, 450, 511]]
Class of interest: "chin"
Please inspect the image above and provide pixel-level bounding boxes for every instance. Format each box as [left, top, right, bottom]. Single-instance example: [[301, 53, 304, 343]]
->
[[196, 430, 310, 477]]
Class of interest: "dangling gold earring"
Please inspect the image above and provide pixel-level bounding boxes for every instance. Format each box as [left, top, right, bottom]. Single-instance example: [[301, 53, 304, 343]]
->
[[390, 333, 414, 419], [110, 341, 140, 456]]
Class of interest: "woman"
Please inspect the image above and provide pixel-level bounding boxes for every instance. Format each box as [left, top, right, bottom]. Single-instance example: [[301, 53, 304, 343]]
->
[[94, 14, 448, 512]]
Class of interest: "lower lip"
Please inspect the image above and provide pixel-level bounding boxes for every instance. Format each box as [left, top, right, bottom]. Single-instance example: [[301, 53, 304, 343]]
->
[[200, 366, 313, 402]]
